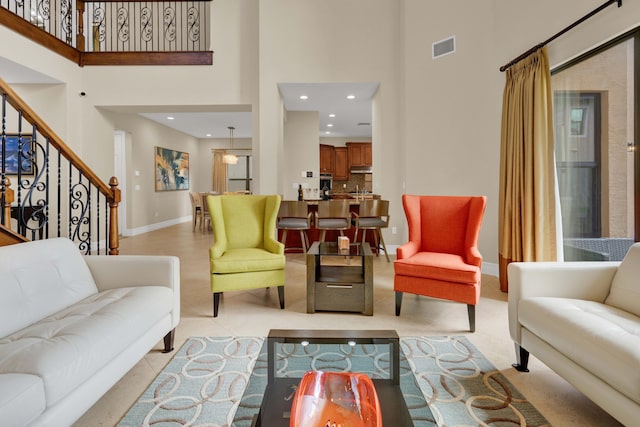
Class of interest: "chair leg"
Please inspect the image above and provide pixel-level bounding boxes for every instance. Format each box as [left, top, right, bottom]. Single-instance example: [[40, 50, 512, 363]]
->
[[281, 229, 288, 249], [353, 227, 359, 243], [373, 229, 380, 256], [513, 344, 530, 372], [163, 329, 175, 353], [395, 292, 403, 316], [467, 304, 476, 332], [320, 230, 327, 242], [299, 230, 308, 252], [213, 292, 221, 317], [277, 285, 285, 309], [377, 228, 390, 262]]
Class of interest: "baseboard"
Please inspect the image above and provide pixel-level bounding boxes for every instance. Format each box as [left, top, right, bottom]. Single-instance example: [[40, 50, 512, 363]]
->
[[122, 216, 192, 237]]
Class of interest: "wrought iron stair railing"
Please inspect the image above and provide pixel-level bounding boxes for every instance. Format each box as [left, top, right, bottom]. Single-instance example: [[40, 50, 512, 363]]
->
[[0, 74, 121, 254], [0, 0, 212, 66]]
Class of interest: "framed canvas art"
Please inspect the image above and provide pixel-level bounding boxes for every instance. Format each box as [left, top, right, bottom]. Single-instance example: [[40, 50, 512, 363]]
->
[[2, 134, 34, 175], [155, 146, 189, 191]]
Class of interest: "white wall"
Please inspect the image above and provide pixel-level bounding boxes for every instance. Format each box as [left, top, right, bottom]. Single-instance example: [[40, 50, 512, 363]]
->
[[258, 0, 403, 242], [401, 0, 502, 262], [283, 111, 320, 200], [103, 111, 200, 232]]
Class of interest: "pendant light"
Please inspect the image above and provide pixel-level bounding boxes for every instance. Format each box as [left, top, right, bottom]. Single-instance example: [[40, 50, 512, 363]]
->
[[223, 126, 238, 165]]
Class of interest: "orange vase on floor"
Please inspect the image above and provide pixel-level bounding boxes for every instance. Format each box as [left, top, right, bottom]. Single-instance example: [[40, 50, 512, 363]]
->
[[289, 371, 382, 427]]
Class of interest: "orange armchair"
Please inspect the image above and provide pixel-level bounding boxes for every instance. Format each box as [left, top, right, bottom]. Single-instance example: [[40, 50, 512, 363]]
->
[[394, 194, 487, 332]]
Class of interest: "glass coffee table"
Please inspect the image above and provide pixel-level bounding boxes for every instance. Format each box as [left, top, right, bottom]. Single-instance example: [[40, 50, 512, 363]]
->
[[232, 329, 435, 426]]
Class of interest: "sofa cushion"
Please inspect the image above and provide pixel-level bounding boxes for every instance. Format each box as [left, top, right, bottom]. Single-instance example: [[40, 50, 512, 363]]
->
[[519, 297, 640, 404], [0, 286, 173, 406], [0, 373, 45, 426], [211, 248, 286, 274], [394, 252, 480, 284], [605, 243, 640, 317], [0, 238, 98, 338]]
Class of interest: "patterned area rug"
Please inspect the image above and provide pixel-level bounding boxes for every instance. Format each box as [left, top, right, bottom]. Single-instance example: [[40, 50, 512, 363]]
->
[[118, 336, 549, 427]]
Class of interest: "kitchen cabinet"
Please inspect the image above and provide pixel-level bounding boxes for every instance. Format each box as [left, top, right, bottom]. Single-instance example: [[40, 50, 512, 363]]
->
[[320, 144, 335, 174], [334, 147, 349, 180], [347, 142, 372, 167]]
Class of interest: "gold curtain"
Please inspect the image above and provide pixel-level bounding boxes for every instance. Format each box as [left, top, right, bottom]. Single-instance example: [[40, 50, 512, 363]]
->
[[212, 150, 228, 193], [498, 47, 558, 292]]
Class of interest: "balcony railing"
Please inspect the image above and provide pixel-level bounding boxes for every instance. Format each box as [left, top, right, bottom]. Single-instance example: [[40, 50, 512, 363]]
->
[[0, 0, 212, 65]]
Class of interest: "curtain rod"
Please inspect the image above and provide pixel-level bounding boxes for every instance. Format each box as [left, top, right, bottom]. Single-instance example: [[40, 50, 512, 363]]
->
[[499, 0, 622, 72]]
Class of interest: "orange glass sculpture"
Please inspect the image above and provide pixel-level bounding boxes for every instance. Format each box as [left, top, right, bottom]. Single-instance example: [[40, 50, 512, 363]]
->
[[289, 371, 382, 427]]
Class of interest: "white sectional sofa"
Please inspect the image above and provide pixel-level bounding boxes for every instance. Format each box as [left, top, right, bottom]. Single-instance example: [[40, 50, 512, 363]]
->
[[0, 238, 180, 427], [508, 242, 640, 427]]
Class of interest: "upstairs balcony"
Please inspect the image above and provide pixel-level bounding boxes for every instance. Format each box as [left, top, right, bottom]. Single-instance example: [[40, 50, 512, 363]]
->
[[0, 0, 212, 66]]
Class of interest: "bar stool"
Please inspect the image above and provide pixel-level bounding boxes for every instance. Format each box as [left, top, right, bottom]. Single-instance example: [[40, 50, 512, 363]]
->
[[353, 199, 390, 262], [277, 201, 312, 252], [315, 199, 351, 242]]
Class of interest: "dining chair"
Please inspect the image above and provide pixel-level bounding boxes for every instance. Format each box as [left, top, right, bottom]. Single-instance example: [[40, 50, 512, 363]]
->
[[189, 192, 202, 231], [199, 192, 212, 232], [394, 194, 487, 332], [315, 199, 351, 242], [353, 199, 390, 262], [277, 200, 312, 253]]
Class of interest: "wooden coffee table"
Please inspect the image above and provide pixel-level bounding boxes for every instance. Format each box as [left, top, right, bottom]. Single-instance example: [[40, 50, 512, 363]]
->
[[306, 241, 374, 315]]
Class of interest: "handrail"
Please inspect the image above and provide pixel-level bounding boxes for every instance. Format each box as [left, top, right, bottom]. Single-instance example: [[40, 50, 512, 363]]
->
[[1, 78, 111, 196], [0, 74, 121, 254]]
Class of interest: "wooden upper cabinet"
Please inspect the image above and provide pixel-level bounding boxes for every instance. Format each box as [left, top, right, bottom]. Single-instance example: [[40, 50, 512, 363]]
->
[[334, 147, 349, 180], [320, 144, 335, 174], [347, 142, 372, 167], [363, 144, 372, 166]]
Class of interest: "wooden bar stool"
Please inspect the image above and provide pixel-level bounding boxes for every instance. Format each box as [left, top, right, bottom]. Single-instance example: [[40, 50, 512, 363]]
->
[[353, 199, 390, 262], [277, 201, 312, 252], [315, 199, 351, 242]]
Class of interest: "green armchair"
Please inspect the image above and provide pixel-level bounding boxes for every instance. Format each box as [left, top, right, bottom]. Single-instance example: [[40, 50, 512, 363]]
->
[[207, 194, 286, 317]]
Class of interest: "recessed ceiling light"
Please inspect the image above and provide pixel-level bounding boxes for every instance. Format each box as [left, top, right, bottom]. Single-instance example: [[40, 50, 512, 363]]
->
[[167, 116, 175, 120], [329, 114, 336, 118], [325, 131, 331, 134], [299, 95, 308, 100], [206, 133, 212, 137], [327, 124, 333, 127], [347, 95, 356, 100]]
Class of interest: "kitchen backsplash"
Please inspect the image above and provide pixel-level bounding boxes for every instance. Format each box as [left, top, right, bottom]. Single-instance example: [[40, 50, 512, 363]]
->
[[333, 174, 372, 193]]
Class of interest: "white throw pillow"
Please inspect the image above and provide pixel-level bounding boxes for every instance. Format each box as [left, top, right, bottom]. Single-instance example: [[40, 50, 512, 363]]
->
[[605, 243, 640, 317]]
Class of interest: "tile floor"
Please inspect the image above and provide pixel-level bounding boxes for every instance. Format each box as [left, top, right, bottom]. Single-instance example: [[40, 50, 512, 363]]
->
[[74, 222, 622, 426]]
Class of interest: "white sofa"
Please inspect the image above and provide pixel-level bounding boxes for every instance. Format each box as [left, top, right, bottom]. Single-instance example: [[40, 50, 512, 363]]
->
[[0, 238, 180, 427], [508, 242, 640, 427]]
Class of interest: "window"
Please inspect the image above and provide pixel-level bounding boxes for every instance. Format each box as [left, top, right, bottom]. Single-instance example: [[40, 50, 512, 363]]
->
[[551, 30, 639, 261], [227, 155, 252, 193]]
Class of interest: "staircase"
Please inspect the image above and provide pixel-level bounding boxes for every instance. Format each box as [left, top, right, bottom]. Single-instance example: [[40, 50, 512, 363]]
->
[[1, 75, 120, 253]]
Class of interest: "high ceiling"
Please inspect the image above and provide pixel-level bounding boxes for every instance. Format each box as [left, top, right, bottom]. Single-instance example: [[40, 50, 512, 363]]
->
[[0, 56, 379, 140], [139, 82, 379, 139]]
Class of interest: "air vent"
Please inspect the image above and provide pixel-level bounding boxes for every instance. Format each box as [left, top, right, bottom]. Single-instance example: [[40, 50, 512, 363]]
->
[[432, 36, 456, 59], [357, 122, 371, 126]]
